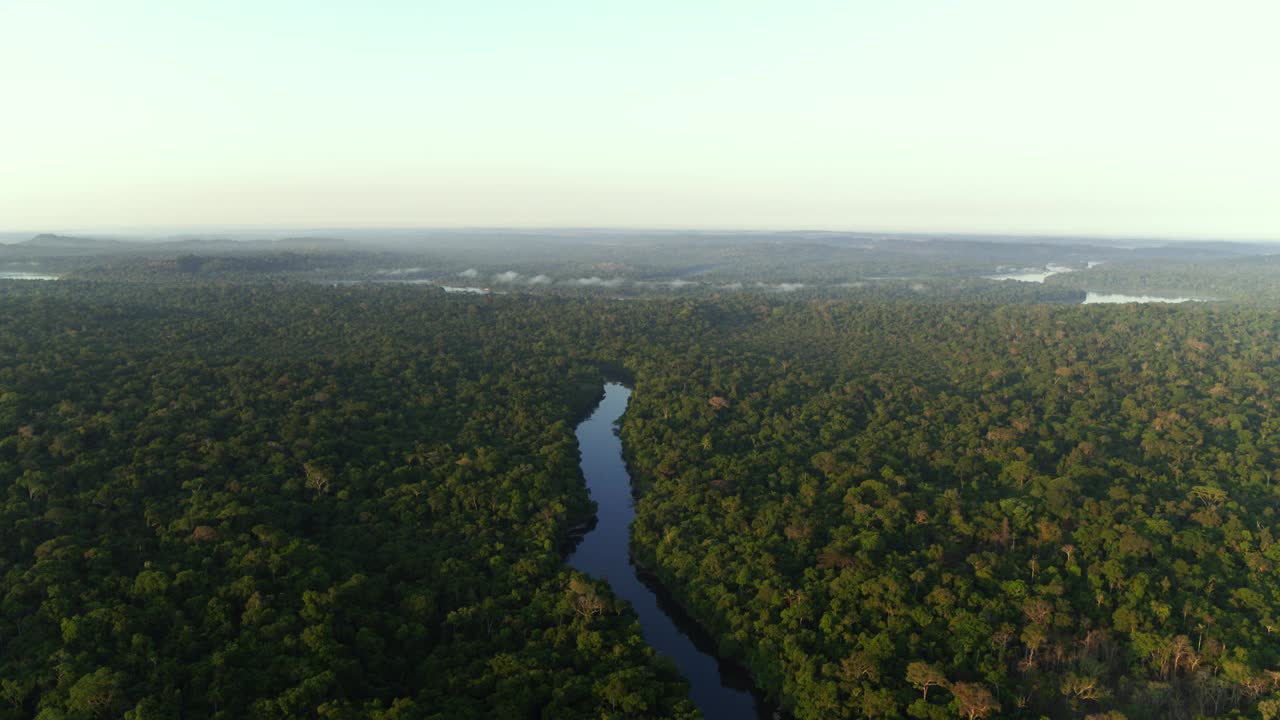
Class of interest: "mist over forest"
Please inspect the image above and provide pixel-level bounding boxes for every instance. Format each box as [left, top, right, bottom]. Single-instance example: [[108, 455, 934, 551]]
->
[[4, 229, 1277, 304]]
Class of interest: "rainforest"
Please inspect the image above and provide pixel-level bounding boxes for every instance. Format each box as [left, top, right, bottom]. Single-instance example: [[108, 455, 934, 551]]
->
[[6, 0, 1279, 716], [2, 273, 1280, 720]]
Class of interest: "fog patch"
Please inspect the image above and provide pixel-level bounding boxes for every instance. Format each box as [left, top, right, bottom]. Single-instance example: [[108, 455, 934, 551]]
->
[[528, 274, 551, 284], [494, 271, 521, 283], [0, 272, 58, 281], [757, 282, 804, 292], [986, 264, 1074, 283], [378, 267, 425, 276], [568, 276, 625, 287], [643, 279, 697, 288], [458, 268, 479, 278], [1083, 292, 1196, 304]]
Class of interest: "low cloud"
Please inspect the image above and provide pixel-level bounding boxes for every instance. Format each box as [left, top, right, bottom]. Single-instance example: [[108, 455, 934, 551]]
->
[[494, 271, 521, 283], [458, 268, 479, 278], [756, 282, 804, 292], [528, 274, 552, 284], [567, 276, 625, 288]]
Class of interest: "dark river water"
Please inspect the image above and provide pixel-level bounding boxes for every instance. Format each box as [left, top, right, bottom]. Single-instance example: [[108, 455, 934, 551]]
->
[[567, 383, 769, 718]]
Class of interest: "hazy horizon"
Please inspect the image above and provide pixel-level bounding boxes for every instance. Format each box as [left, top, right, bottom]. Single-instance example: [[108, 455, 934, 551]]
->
[[3, 1, 1278, 238], [3, 224, 1279, 247]]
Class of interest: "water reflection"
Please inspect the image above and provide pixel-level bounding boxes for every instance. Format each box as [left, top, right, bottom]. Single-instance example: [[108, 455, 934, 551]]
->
[[568, 383, 770, 719]]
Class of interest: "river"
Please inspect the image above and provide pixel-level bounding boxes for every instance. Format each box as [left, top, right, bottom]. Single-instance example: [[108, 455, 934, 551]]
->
[[984, 264, 1074, 283], [567, 383, 769, 719]]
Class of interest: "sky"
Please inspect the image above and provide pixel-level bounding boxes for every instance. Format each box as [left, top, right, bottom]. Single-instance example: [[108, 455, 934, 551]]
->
[[2, 0, 1278, 239]]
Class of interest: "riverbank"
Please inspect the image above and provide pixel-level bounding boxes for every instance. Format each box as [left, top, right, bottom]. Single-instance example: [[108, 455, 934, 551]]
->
[[566, 383, 774, 719]]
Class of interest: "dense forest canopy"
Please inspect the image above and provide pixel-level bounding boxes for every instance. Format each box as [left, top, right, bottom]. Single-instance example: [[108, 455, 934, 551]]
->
[[0, 283, 701, 719], [3, 277, 1280, 719], [1048, 255, 1280, 303]]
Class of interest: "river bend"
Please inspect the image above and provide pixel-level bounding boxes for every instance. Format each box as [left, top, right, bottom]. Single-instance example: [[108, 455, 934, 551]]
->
[[567, 383, 766, 718]]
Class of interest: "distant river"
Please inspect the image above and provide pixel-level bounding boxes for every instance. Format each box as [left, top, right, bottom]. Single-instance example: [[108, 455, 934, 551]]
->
[[985, 264, 1075, 283], [568, 383, 770, 719], [0, 272, 58, 280], [1082, 292, 1194, 304]]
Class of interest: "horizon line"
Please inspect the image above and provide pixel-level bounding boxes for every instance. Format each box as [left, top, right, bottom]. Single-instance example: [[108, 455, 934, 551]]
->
[[3, 224, 1278, 245]]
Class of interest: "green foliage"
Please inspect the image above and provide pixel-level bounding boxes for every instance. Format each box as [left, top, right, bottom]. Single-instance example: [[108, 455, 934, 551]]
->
[[0, 283, 699, 719], [5, 280, 1280, 720], [620, 300, 1280, 719]]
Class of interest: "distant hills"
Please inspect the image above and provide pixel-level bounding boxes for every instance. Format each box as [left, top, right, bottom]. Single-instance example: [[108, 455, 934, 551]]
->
[[22, 233, 124, 249], [1, 233, 356, 257]]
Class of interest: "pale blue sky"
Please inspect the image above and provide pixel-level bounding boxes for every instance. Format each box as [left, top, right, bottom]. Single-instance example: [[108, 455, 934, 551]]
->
[[2, 0, 1277, 238]]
